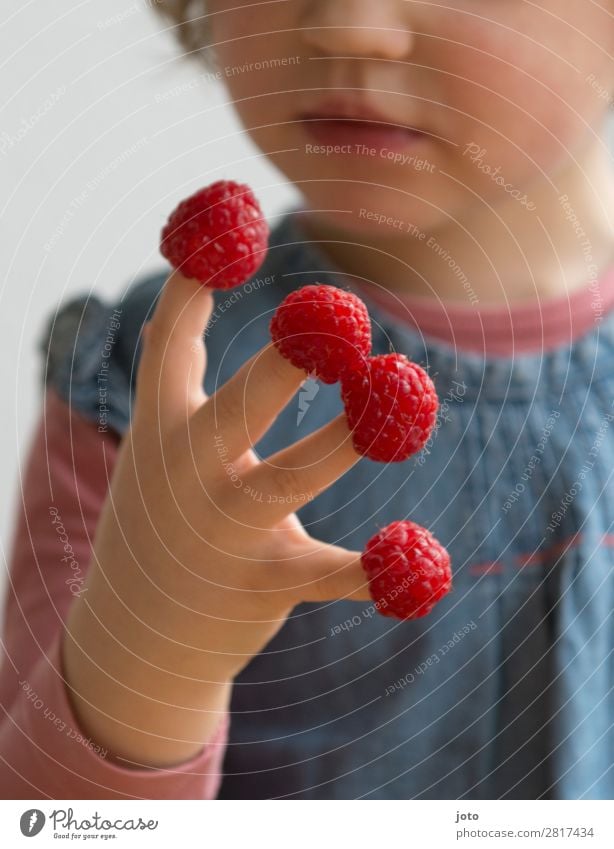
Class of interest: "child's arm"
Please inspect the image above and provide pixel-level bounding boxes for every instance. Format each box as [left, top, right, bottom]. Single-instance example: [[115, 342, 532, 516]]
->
[[0, 388, 227, 799]]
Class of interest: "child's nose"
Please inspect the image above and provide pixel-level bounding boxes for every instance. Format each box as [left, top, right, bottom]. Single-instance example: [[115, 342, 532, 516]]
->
[[299, 0, 414, 60]]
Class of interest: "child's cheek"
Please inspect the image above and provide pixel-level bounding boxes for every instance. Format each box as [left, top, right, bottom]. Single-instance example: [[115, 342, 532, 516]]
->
[[440, 18, 609, 197], [209, 14, 301, 147]]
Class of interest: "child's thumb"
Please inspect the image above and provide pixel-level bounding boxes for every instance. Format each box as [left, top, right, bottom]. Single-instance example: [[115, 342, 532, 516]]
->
[[297, 543, 372, 606]]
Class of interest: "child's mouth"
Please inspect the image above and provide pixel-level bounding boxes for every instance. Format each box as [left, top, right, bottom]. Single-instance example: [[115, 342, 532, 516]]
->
[[298, 106, 429, 154]]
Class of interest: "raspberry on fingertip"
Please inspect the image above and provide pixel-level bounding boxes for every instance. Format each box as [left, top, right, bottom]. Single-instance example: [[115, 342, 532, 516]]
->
[[270, 283, 372, 384], [341, 353, 439, 462], [362, 520, 452, 620], [160, 180, 269, 289]]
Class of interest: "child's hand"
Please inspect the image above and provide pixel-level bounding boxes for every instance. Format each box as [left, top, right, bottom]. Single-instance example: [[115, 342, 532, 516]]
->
[[62, 271, 370, 766], [119, 269, 369, 676]]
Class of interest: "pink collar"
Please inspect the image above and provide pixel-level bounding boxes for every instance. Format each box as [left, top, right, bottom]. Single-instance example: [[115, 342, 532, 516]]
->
[[348, 267, 614, 355]]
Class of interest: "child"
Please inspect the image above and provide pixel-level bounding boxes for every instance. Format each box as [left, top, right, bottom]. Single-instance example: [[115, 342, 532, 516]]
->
[[2, 0, 614, 799]]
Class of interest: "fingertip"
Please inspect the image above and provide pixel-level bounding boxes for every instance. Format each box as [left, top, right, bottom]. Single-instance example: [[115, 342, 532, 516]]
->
[[168, 268, 214, 299], [270, 343, 310, 382], [160, 269, 216, 332]]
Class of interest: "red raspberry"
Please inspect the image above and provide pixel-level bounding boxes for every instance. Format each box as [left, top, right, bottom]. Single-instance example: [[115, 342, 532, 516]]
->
[[269, 284, 371, 384], [340, 353, 438, 462], [160, 180, 269, 289], [362, 520, 452, 619]]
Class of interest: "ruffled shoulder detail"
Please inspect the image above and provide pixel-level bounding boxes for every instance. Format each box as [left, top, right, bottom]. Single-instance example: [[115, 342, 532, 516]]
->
[[39, 272, 168, 436]]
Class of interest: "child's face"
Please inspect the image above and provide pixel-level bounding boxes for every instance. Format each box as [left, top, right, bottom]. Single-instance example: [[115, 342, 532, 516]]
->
[[208, 0, 614, 235]]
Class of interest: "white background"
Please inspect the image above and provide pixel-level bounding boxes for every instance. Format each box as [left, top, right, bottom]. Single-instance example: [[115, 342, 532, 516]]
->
[[0, 0, 298, 608]]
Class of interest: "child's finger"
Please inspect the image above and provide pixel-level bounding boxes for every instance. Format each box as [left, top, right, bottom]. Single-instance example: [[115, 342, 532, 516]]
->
[[135, 271, 214, 429], [237, 414, 359, 525], [289, 543, 371, 605], [195, 342, 307, 462]]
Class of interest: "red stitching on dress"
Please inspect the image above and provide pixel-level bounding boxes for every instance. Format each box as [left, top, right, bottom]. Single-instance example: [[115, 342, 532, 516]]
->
[[469, 561, 504, 575], [515, 532, 582, 568], [469, 530, 614, 577]]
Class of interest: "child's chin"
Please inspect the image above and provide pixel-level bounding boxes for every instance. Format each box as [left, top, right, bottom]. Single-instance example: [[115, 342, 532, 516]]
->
[[302, 201, 436, 242]]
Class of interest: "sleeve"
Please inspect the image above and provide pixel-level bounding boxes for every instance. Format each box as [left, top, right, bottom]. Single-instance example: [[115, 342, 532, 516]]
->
[[0, 388, 229, 799]]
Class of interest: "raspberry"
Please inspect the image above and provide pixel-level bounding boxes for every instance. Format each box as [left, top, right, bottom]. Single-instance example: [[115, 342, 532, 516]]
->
[[362, 520, 452, 619], [269, 284, 371, 383], [340, 353, 438, 462], [160, 180, 269, 289]]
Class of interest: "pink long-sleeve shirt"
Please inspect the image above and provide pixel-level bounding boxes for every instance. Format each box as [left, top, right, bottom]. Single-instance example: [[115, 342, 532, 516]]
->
[[2, 266, 612, 799], [0, 387, 228, 799]]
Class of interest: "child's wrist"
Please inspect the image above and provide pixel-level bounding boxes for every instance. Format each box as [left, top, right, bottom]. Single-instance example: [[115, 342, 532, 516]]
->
[[61, 603, 233, 767]]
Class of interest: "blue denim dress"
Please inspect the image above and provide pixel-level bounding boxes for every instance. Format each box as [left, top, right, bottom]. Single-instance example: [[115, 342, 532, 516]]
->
[[40, 210, 614, 799]]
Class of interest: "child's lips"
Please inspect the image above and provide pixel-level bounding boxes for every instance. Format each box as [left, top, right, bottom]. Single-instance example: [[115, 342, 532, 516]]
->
[[298, 115, 430, 154]]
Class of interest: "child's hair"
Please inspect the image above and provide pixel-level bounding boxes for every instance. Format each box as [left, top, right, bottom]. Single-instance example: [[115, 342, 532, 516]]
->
[[154, 0, 209, 59]]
